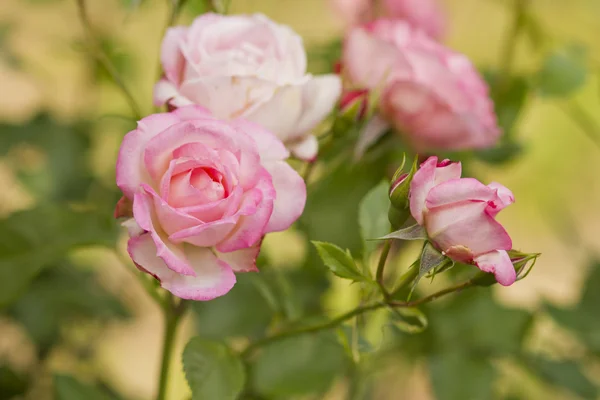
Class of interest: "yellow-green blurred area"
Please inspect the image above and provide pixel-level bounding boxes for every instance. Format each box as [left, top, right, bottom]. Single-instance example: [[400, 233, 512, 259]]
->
[[1, 0, 600, 399]]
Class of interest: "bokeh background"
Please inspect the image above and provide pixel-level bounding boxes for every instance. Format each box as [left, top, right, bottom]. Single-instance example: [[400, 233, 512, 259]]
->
[[1, 0, 600, 399]]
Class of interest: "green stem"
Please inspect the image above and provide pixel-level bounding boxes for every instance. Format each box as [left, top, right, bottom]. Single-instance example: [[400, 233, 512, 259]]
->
[[389, 279, 474, 308], [75, 0, 142, 120], [302, 160, 316, 183], [156, 295, 188, 400], [390, 260, 419, 297], [241, 278, 477, 358], [560, 102, 600, 150], [375, 240, 392, 295], [499, 0, 528, 80], [241, 303, 382, 359]]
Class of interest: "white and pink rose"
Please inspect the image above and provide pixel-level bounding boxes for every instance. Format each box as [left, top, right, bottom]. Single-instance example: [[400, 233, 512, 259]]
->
[[115, 106, 306, 300], [154, 13, 341, 161]]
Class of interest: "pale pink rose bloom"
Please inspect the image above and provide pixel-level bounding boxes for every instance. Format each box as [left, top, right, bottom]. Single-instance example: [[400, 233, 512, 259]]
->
[[154, 13, 341, 161], [115, 106, 306, 300], [343, 19, 500, 152], [331, 0, 446, 40], [330, 0, 373, 26], [381, 0, 446, 40], [410, 156, 516, 286]]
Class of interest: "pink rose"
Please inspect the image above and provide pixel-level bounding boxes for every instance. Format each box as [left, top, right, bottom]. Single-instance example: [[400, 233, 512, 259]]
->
[[381, 0, 445, 40], [331, 0, 446, 40], [343, 19, 500, 152], [154, 13, 341, 161], [115, 106, 306, 300], [410, 156, 516, 286]]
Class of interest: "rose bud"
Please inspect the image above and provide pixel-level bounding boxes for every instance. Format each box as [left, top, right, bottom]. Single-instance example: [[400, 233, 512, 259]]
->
[[409, 156, 516, 286]]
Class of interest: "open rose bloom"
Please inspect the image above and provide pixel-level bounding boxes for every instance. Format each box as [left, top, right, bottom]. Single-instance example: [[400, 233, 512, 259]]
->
[[116, 106, 306, 300], [410, 157, 516, 286], [154, 13, 341, 161], [343, 19, 500, 152]]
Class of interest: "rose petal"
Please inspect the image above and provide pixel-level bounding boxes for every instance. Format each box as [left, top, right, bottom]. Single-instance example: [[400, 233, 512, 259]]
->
[[128, 234, 236, 300], [263, 160, 306, 233], [289, 135, 318, 161], [171, 104, 214, 120], [143, 119, 261, 191], [245, 84, 304, 142], [216, 170, 275, 252], [474, 250, 516, 286], [231, 118, 289, 161], [486, 182, 515, 217], [425, 201, 512, 257], [216, 243, 261, 272], [133, 191, 196, 276], [293, 74, 342, 136], [409, 156, 437, 224], [169, 187, 263, 247], [425, 178, 496, 210], [116, 112, 182, 199], [160, 26, 188, 85], [142, 185, 202, 236], [409, 156, 461, 224], [179, 76, 278, 120]]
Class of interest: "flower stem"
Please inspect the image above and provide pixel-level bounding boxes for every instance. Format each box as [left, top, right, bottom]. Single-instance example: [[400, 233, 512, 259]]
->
[[241, 278, 477, 358], [75, 0, 142, 120], [499, 0, 528, 81], [156, 295, 187, 400], [389, 260, 419, 298], [375, 240, 392, 295]]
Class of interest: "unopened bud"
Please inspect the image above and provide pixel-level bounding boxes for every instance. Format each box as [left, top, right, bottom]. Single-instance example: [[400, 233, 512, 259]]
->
[[389, 158, 418, 211], [388, 157, 418, 228]]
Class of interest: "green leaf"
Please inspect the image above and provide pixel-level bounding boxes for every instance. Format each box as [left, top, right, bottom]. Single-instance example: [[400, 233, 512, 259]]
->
[[312, 241, 368, 282], [252, 331, 348, 397], [182, 337, 245, 400], [0, 205, 119, 307], [429, 351, 495, 400], [487, 75, 529, 136], [300, 154, 391, 255], [0, 365, 29, 400], [523, 356, 598, 400], [358, 181, 391, 255], [535, 45, 587, 97], [388, 307, 428, 334], [8, 263, 129, 356], [54, 375, 118, 400], [379, 223, 426, 241], [0, 114, 94, 201], [410, 242, 451, 291], [191, 273, 274, 339]]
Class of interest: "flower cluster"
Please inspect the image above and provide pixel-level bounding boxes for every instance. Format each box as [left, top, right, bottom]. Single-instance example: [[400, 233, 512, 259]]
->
[[114, 7, 526, 301]]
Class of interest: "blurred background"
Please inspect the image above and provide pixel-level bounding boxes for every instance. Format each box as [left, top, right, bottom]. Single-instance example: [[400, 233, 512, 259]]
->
[[1, 0, 600, 399]]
